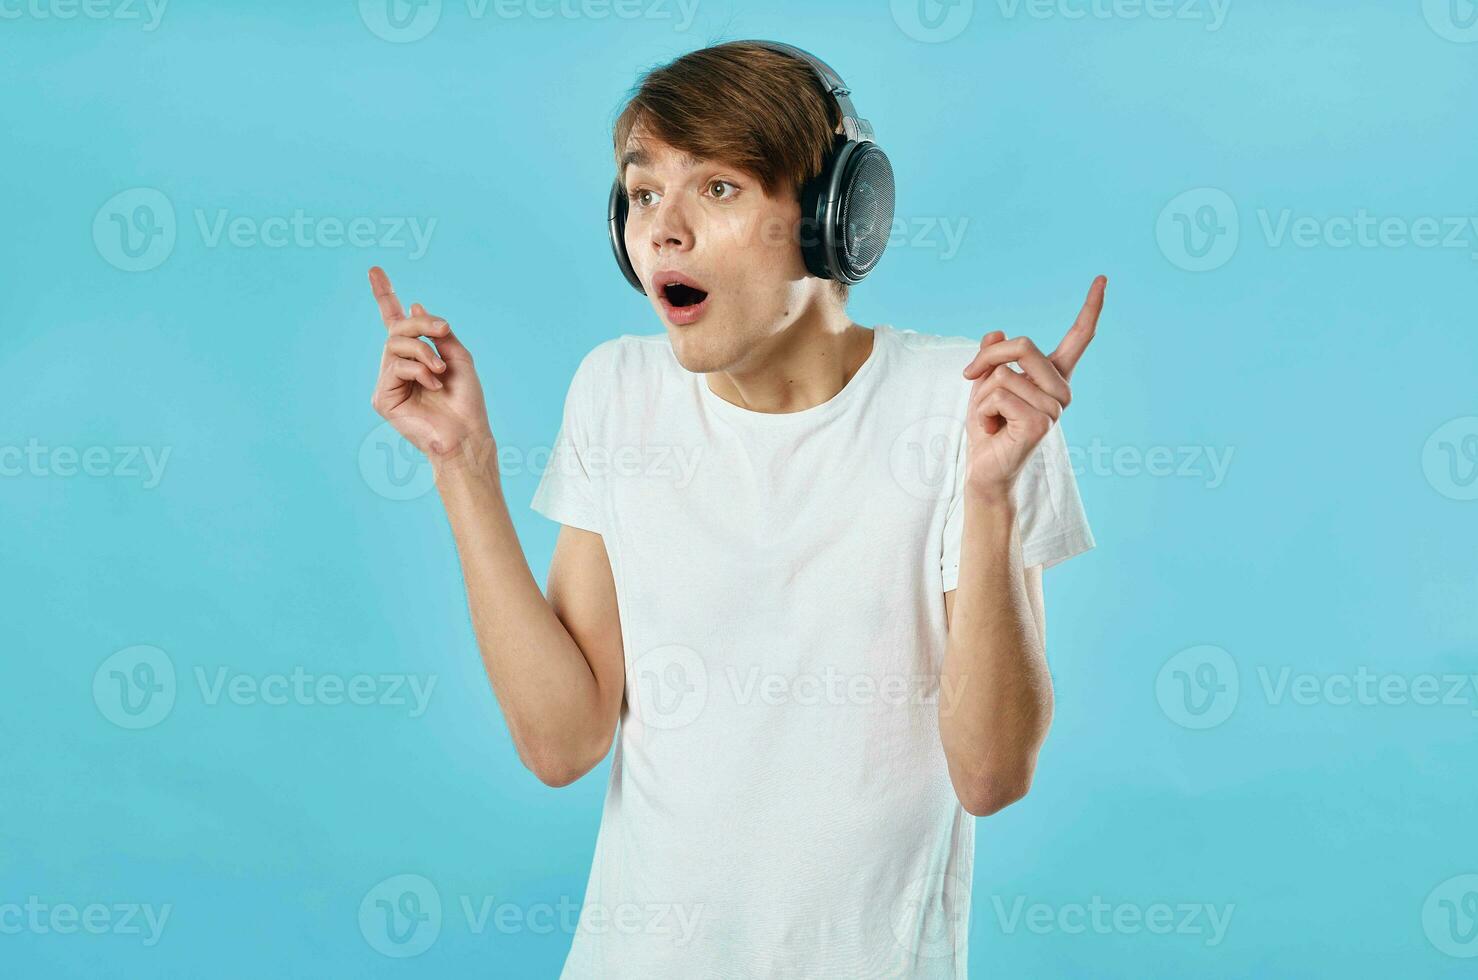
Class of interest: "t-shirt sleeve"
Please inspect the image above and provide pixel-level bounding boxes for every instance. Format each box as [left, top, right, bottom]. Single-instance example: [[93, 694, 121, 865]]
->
[[940, 420, 1095, 591], [529, 350, 606, 535]]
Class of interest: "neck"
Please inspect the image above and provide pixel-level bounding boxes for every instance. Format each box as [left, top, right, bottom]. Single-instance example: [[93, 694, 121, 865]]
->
[[705, 300, 874, 415]]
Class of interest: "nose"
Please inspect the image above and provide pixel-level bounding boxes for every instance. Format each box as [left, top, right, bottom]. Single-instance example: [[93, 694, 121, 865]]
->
[[648, 193, 694, 257]]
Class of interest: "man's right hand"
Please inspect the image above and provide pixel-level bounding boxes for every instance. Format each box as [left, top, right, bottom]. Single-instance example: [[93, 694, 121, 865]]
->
[[368, 266, 491, 463], [370, 263, 624, 787]]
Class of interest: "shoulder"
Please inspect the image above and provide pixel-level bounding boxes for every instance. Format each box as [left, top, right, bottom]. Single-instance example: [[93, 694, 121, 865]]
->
[[879, 324, 981, 400], [570, 331, 674, 392], [883, 324, 981, 361], [563, 334, 676, 442]]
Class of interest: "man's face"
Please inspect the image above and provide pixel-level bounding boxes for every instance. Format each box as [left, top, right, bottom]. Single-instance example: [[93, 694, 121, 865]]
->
[[621, 131, 823, 374]]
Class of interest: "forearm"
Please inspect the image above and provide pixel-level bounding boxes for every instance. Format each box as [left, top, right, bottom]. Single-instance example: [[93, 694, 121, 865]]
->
[[433, 436, 609, 777], [939, 491, 1054, 816]]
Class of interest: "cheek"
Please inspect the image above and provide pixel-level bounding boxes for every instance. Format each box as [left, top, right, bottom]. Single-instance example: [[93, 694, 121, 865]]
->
[[722, 210, 808, 283], [623, 222, 644, 269]]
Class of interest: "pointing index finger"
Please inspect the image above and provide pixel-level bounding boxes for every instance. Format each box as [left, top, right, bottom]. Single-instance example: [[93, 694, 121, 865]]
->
[[1050, 275, 1106, 382], [368, 266, 405, 327]]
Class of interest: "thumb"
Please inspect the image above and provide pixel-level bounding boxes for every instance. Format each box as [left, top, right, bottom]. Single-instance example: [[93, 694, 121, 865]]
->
[[964, 330, 1007, 380]]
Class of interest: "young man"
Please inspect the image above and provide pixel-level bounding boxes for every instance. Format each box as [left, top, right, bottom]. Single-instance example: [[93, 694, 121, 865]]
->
[[366, 40, 1101, 980]]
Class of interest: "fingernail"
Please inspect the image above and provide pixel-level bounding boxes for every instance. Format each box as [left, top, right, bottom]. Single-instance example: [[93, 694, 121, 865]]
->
[[432, 378, 444, 389]]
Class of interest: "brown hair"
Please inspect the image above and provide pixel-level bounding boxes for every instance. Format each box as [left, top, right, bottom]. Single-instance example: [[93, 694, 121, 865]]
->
[[612, 40, 849, 302]]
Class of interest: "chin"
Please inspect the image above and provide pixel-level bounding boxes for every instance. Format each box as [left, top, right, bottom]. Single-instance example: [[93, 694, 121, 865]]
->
[[664, 327, 709, 374], [664, 323, 729, 375]]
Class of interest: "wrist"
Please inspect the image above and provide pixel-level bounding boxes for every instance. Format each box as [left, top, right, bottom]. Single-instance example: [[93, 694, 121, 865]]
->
[[431, 430, 498, 479], [963, 481, 1018, 514]]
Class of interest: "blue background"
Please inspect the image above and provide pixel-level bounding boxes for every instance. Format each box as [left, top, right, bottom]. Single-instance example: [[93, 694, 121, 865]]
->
[[3, 0, 1476, 975]]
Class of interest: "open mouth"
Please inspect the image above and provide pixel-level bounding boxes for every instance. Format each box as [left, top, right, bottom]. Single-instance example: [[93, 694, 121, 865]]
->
[[661, 281, 709, 308]]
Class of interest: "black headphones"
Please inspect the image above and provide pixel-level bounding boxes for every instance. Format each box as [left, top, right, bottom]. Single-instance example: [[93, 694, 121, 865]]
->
[[607, 40, 896, 294]]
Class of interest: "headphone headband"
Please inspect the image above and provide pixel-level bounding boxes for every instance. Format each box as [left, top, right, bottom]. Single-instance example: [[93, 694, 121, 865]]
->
[[743, 40, 876, 143]]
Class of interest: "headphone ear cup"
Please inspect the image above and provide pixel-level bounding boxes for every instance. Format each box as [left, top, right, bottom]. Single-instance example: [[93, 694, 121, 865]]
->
[[830, 142, 896, 283], [798, 140, 896, 285], [608, 178, 646, 294], [797, 140, 843, 281]]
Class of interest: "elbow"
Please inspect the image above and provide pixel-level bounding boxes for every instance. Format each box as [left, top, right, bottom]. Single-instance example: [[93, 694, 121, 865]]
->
[[959, 769, 1035, 818], [520, 730, 614, 789], [528, 757, 588, 788]]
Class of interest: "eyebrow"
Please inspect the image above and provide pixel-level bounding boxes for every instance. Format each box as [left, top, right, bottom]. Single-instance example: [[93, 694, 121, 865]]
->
[[620, 147, 703, 178]]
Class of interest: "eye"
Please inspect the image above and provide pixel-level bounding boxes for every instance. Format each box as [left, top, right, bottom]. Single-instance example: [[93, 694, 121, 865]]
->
[[708, 180, 738, 201], [628, 188, 659, 209]]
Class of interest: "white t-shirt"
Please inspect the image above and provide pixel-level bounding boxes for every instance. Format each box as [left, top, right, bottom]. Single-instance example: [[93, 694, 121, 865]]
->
[[529, 323, 1094, 979]]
